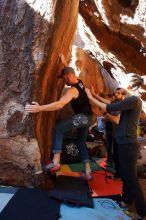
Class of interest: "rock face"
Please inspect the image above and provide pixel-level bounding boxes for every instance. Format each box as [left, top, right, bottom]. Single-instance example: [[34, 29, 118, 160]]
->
[[0, 0, 146, 187], [0, 0, 79, 186], [77, 0, 146, 108]]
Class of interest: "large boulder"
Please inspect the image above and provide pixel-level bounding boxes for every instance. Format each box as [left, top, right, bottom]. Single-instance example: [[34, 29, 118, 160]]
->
[[0, 0, 79, 186]]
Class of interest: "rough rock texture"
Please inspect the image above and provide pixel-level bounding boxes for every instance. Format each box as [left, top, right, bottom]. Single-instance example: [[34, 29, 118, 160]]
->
[[0, 0, 146, 187], [0, 0, 79, 186], [77, 0, 146, 111]]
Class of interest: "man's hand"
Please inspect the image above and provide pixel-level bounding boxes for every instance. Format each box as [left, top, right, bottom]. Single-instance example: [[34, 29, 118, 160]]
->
[[85, 88, 93, 100], [59, 53, 67, 66], [88, 126, 93, 133], [91, 86, 96, 96], [91, 86, 100, 98], [25, 102, 41, 113], [86, 88, 107, 111]]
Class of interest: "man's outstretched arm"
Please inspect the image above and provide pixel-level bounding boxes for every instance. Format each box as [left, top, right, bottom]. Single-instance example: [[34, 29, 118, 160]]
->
[[86, 88, 107, 111], [91, 86, 111, 104], [25, 88, 78, 113]]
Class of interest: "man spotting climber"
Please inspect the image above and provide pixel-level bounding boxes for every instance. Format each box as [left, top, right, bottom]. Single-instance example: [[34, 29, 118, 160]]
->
[[25, 54, 93, 181], [85, 74, 146, 218]]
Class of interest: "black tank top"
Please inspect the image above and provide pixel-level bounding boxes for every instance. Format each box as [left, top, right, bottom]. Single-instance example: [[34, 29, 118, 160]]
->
[[70, 79, 92, 115]]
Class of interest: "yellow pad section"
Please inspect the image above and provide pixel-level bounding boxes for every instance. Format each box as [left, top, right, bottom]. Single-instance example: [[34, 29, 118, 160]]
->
[[60, 164, 72, 172]]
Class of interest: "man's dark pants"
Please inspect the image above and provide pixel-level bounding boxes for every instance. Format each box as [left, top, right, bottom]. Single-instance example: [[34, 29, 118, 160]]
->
[[118, 142, 146, 217]]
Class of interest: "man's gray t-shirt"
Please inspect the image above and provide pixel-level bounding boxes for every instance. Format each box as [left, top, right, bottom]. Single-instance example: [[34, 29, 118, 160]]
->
[[106, 96, 142, 144]]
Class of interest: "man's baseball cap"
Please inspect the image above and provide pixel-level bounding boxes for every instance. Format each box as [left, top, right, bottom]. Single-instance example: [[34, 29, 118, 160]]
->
[[58, 67, 75, 78]]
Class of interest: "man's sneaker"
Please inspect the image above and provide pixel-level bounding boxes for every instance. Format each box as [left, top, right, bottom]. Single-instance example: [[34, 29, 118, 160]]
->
[[80, 172, 93, 181], [43, 161, 61, 172]]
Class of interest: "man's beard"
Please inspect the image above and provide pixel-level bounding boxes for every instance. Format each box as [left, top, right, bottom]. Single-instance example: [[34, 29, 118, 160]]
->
[[115, 97, 122, 101]]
